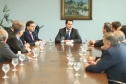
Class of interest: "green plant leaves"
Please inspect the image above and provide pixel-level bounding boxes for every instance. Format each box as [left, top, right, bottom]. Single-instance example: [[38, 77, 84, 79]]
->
[[3, 4, 10, 12]]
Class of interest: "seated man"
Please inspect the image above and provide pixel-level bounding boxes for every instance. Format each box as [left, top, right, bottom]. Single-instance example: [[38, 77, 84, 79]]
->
[[0, 28, 31, 62], [111, 21, 121, 32], [8, 20, 34, 46], [55, 20, 82, 43], [120, 25, 126, 38], [89, 22, 111, 47], [85, 32, 126, 84], [7, 21, 31, 53], [88, 31, 126, 65], [114, 31, 126, 45], [23, 20, 41, 46]]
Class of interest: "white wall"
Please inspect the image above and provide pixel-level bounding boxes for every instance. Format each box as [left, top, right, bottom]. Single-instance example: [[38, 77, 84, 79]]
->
[[0, 0, 126, 42]]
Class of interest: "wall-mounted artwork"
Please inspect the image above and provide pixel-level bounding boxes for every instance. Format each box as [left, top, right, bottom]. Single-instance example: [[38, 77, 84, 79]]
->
[[61, 0, 92, 20]]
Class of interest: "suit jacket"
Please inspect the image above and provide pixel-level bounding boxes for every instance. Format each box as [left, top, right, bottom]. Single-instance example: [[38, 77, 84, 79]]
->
[[0, 42, 18, 62], [7, 32, 28, 53], [8, 29, 35, 46], [86, 43, 126, 84], [94, 39, 103, 47], [23, 29, 40, 43], [55, 28, 82, 43], [0, 42, 29, 62]]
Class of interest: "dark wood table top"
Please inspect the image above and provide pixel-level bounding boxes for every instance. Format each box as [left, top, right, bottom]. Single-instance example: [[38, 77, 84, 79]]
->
[[0, 43, 108, 84]]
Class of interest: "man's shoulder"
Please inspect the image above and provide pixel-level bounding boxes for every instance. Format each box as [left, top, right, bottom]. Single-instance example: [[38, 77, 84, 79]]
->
[[107, 43, 126, 53], [24, 29, 29, 34], [0, 42, 9, 49], [59, 28, 65, 30], [8, 33, 16, 39]]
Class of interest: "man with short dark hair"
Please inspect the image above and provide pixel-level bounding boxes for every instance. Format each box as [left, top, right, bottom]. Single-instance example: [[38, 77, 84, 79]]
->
[[85, 32, 126, 84], [55, 20, 82, 43], [23, 20, 41, 46], [89, 22, 111, 47], [111, 21, 121, 32]]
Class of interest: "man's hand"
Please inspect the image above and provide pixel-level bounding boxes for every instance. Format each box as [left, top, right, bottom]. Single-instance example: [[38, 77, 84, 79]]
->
[[88, 61, 96, 65], [88, 56, 95, 61], [64, 40, 72, 42], [89, 40, 95, 45], [27, 56, 33, 60], [35, 41, 40, 46], [25, 47, 31, 52], [84, 63, 90, 69]]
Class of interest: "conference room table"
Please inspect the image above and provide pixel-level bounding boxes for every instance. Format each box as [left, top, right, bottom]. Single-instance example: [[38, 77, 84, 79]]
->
[[0, 43, 108, 84]]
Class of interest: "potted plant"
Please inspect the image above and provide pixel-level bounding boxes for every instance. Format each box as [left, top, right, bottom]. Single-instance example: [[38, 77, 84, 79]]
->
[[0, 4, 13, 31]]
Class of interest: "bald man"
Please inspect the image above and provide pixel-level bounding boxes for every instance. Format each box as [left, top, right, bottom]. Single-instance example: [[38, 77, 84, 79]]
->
[[0, 28, 30, 62], [114, 30, 126, 45]]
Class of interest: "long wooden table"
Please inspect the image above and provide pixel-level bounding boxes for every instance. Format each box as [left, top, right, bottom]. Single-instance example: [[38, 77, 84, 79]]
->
[[0, 43, 108, 84]]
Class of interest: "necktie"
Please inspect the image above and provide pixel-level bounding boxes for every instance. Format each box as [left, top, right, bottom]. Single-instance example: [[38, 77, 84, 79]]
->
[[67, 31, 70, 40], [19, 38, 23, 46], [30, 32, 34, 40]]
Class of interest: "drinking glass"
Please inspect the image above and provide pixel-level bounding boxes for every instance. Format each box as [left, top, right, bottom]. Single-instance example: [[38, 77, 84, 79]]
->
[[40, 43, 43, 52], [32, 48, 37, 57], [61, 36, 65, 45], [19, 54, 25, 65], [49, 38, 52, 46], [34, 51, 39, 60], [17, 51, 21, 55], [68, 57, 74, 69], [12, 58, 18, 71], [74, 62, 81, 76], [2, 64, 10, 78], [85, 38, 89, 44]]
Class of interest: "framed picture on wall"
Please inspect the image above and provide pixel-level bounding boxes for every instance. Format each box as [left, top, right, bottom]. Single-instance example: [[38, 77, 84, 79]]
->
[[61, 0, 92, 20]]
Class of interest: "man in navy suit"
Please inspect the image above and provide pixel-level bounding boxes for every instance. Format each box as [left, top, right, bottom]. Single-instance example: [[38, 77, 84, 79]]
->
[[7, 21, 31, 53], [23, 21, 41, 46], [85, 32, 126, 84], [55, 20, 82, 43]]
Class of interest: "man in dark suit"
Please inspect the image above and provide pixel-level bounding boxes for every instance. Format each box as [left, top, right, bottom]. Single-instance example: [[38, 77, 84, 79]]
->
[[55, 20, 82, 43], [85, 32, 126, 84], [8, 20, 35, 46], [23, 20, 41, 46], [7, 21, 31, 53], [0, 28, 30, 62], [89, 22, 111, 47]]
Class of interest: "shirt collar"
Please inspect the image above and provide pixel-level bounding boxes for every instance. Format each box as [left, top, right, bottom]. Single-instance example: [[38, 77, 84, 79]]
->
[[16, 35, 20, 40], [66, 28, 71, 32]]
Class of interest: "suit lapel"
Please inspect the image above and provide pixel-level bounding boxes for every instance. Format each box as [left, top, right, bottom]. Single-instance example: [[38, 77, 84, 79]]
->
[[26, 29, 33, 40], [32, 32, 35, 40], [63, 28, 67, 39], [70, 28, 73, 40]]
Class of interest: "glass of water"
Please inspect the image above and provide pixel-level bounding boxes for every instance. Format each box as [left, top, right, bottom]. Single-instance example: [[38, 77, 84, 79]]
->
[[32, 48, 37, 57], [34, 51, 39, 60], [61, 36, 65, 44], [19, 54, 25, 65], [12, 58, 18, 71], [74, 62, 81, 76], [49, 38, 52, 46], [2, 64, 10, 78]]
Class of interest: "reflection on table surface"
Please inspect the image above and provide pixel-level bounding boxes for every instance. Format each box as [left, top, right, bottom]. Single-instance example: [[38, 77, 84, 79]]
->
[[0, 43, 108, 84]]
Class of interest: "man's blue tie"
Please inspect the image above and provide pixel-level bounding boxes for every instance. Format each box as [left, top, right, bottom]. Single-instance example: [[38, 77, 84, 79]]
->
[[67, 31, 70, 40], [19, 37, 23, 46]]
